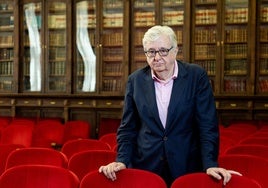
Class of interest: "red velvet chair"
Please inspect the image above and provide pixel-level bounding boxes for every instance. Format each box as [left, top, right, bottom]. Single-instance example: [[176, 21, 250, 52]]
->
[[219, 129, 252, 143], [31, 123, 65, 149], [219, 136, 236, 155], [239, 137, 268, 146], [98, 118, 120, 138], [219, 154, 268, 188], [99, 133, 117, 150], [1, 125, 33, 147], [80, 169, 167, 188], [63, 120, 90, 143], [61, 138, 111, 159], [171, 173, 261, 188], [0, 144, 24, 175], [68, 150, 116, 181], [224, 144, 268, 158], [0, 165, 80, 188], [5, 147, 68, 170], [10, 118, 36, 128]]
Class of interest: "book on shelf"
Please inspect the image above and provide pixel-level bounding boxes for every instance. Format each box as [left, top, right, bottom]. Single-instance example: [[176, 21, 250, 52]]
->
[[163, 10, 184, 26], [103, 79, 122, 92], [259, 79, 268, 92], [0, 15, 14, 29], [103, 13, 123, 27], [103, 63, 122, 77], [0, 61, 13, 75], [0, 49, 14, 60], [48, 15, 66, 29], [0, 80, 12, 90], [195, 9, 217, 25], [224, 44, 247, 58], [194, 44, 216, 59], [134, 12, 155, 27], [224, 78, 246, 93], [103, 32, 123, 46], [0, 35, 13, 47], [49, 32, 66, 46], [224, 59, 247, 75], [195, 27, 216, 43], [102, 48, 123, 61], [225, 28, 247, 43], [225, 8, 248, 24]]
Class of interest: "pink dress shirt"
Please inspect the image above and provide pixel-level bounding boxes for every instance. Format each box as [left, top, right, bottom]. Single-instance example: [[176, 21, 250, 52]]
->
[[152, 62, 178, 128]]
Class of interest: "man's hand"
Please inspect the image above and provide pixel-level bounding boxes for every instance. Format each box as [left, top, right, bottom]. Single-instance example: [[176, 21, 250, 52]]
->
[[99, 162, 126, 181], [206, 167, 242, 185]]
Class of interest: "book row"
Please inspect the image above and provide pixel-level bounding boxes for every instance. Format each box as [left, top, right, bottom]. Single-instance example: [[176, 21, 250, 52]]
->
[[0, 49, 13, 60], [102, 79, 122, 92], [224, 78, 246, 92], [224, 60, 247, 75], [0, 35, 13, 47], [259, 79, 268, 92], [0, 61, 13, 75]]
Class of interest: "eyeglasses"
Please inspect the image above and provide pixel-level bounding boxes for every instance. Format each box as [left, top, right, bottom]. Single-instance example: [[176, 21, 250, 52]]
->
[[144, 46, 173, 58]]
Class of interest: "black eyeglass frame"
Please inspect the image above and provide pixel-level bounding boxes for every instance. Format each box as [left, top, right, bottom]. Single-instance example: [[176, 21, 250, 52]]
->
[[144, 46, 174, 58]]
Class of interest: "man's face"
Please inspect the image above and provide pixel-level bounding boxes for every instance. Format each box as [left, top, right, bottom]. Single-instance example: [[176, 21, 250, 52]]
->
[[144, 35, 178, 74]]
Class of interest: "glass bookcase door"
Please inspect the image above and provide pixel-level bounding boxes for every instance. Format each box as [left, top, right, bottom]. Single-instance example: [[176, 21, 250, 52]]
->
[[160, 0, 185, 61], [74, 0, 97, 93], [222, 0, 251, 94], [100, 0, 128, 94], [257, 0, 268, 94], [46, 1, 69, 93], [21, 2, 42, 92], [0, 1, 17, 92], [130, 0, 156, 73], [191, 0, 219, 93]]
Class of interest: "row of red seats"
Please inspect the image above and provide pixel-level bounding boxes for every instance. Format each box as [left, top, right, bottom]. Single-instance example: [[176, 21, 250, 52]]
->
[[219, 121, 268, 155], [0, 135, 117, 177], [0, 161, 263, 187], [0, 118, 90, 148], [218, 121, 268, 187], [0, 154, 262, 188]]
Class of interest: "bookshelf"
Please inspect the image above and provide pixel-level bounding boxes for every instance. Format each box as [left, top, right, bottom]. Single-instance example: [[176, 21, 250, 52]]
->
[[73, 0, 129, 94], [0, 0, 18, 92], [222, 0, 253, 94], [191, 0, 218, 93], [20, 0, 71, 93], [191, 0, 255, 95], [1, 0, 268, 135], [257, 0, 268, 94]]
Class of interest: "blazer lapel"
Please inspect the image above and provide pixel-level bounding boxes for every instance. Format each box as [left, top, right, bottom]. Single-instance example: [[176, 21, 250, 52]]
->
[[165, 62, 188, 131], [142, 70, 164, 130]]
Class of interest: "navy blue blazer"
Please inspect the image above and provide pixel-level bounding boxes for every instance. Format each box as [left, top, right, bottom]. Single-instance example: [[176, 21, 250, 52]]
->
[[116, 61, 219, 180]]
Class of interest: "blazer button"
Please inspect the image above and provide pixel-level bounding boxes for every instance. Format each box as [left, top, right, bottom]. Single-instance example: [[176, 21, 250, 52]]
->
[[163, 136, 168, 141]]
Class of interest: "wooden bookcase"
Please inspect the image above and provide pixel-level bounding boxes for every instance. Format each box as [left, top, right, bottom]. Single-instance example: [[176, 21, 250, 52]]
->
[[0, 0, 268, 138]]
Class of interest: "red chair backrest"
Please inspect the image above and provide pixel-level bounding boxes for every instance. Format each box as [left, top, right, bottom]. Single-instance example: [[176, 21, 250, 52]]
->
[[224, 144, 268, 158], [0, 144, 24, 175], [171, 173, 261, 188], [219, 154, 268, 188], [68, 150, 116, 181], [0, 165, 79, 188], [31, 123, 65, 148], [5, 147, 68, 170], [1, 125, 33, 147], [239, 137, 268, 146], [99, 133, 117, 149], [80, 169, 167, 188], [61, 139, 111, 159], [63, 120, 90, 142]]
